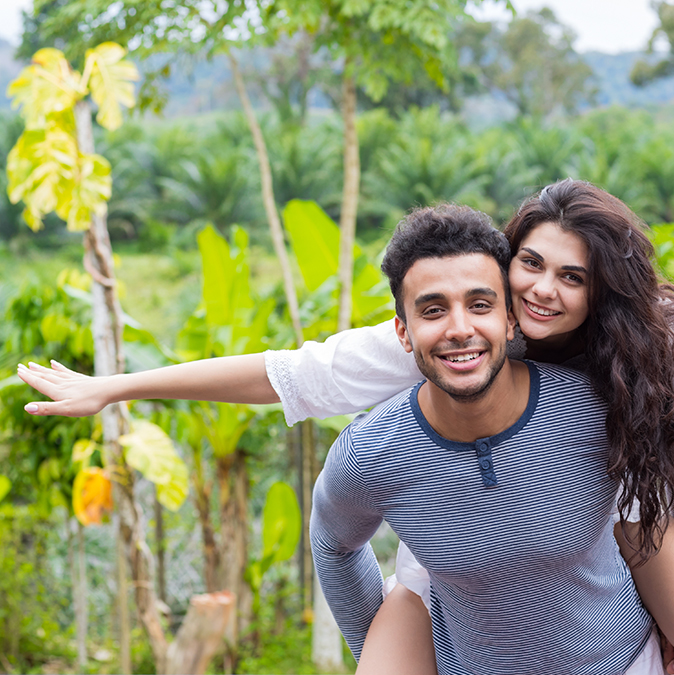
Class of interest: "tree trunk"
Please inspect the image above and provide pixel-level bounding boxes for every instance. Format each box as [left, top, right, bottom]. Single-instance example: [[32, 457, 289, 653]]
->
[[228, 52, 304, 347], [74, 100, 168, 673], [312, 574, 344, 673], [115, 514, 131, 675], [165, 592, 234, 675], [76, 520, 88, 670], [217, 449, 252, 670], [193, 444, 220, 593], [300, 421, 315, 610], [337, 70, 360, 333], [154, 490, 167, 605]]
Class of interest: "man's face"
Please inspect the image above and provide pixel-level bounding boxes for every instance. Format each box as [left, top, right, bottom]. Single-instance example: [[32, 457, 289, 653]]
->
[[395, 254, 515, 402]]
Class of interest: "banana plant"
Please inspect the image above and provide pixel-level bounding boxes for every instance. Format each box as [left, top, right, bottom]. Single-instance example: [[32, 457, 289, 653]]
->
[[246, 481, 301, 614], [283, 198, 393, 340]]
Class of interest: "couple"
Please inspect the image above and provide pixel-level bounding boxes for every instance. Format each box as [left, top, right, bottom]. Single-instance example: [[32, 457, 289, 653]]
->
[[19, 179, 674, 673]]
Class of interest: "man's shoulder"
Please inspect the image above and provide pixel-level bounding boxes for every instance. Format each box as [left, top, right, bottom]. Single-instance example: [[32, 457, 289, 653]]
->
[[350, 385, 418, 430], [529, 360, 605, 411], [530, 360, 593, 388]]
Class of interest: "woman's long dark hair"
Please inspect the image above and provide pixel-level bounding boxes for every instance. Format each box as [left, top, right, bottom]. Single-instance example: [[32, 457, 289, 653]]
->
[[505, 178, 674, 560]]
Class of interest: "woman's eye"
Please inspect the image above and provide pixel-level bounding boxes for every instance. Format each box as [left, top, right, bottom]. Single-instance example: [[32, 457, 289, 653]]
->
[[564, 274, 584, 284], [521, 257, 541, 269]]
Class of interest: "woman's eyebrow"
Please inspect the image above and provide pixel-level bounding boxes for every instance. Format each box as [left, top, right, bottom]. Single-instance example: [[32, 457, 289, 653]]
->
[[521, 246, 586, 274], [520, 247, 543, 262]]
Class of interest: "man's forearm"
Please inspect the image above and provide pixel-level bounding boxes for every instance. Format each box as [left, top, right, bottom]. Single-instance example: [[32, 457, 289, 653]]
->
[[312, 532, 385, 660]]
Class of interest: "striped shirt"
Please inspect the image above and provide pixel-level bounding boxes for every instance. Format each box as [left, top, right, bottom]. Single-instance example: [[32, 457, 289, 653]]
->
[[310, 361, 652, 675]]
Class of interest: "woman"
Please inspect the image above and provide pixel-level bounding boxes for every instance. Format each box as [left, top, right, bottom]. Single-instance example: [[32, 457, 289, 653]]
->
[[18, 180, 674, 673]]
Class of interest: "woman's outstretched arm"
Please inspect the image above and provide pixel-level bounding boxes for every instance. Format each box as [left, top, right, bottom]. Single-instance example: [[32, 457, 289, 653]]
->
[[357, 583, 436, 675], [17, 353, 277, 417]]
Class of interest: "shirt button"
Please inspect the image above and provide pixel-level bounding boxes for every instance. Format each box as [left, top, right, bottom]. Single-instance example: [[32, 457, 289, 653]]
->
[[480, 442, 489, 452], [480, 458, 492, 470]]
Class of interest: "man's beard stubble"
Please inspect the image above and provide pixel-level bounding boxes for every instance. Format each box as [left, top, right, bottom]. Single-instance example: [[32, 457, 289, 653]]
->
[[412, 340, 508, 403]]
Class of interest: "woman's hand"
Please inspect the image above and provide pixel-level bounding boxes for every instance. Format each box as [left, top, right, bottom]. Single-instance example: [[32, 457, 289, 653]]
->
[[17, 360, 110, 417]]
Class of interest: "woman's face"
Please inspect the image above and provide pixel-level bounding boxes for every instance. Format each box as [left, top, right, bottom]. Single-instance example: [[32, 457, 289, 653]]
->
[[508, 221, 590, 346]]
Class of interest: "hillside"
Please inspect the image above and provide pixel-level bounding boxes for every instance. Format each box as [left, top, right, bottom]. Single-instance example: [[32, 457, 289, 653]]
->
[[1, 38, 674, 115]]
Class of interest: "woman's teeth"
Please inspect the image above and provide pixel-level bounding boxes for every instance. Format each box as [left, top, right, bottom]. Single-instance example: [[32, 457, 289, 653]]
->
[[448, 352, 480, 363], [525, 300, 560, 316]]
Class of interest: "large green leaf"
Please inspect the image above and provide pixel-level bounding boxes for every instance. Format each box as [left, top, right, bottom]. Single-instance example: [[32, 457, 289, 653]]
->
[[85, 42, 139, 131], [120, 421, 189, 511], [284, 199, 340, 291], [197, 223, 237, 326], [284, 199, 393, 326], [0, 475, 10, 503], [261, 481, 302, 567], [7, 48, 82, 129]]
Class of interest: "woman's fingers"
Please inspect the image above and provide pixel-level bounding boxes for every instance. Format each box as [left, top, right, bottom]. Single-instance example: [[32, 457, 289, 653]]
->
[[24, 400, 73, 416]]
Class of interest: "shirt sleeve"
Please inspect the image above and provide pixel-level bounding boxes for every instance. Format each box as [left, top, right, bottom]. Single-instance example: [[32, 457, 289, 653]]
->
[[310, 425, 385, 660], [265, 319, 423, 426]]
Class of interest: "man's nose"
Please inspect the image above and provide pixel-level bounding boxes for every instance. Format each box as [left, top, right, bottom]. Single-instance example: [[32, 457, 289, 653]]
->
[[446, 309, 475, 343]]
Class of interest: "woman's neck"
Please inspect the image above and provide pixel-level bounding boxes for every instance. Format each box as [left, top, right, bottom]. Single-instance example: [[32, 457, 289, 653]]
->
[[523, 331, 586, 365]]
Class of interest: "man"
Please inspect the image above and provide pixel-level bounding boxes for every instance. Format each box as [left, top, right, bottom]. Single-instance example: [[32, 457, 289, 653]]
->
[[309, 204, 652, 674]]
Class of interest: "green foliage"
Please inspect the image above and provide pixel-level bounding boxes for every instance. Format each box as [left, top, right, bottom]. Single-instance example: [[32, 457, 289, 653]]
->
[[6, 44, 138, 232], [246, 481, 301, 610], [283, 199, 393, 333], [650, 223, 674, 281], [119, 420, 189, 511], [631, 2, 674, 87]]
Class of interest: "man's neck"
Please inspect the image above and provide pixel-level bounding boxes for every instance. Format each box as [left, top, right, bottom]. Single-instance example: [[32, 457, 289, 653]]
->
[[417, 359, 530, 443]]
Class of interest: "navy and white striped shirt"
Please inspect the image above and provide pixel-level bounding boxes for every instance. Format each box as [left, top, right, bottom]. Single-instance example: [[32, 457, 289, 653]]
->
[[310, 361, 653, 675]]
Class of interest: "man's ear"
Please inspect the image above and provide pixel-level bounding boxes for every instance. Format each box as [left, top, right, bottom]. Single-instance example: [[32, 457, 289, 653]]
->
[[506, 308, 517, 342], [395, 316, 413, 353]]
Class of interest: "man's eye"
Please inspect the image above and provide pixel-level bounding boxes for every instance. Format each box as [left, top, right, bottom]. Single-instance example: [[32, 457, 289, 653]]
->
[[471, 302, 491, 310], [423, 307, 443, 316]]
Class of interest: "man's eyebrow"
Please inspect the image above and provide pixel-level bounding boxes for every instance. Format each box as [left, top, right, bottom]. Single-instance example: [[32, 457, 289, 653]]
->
[[415, 292, 446, 307], [466, 287, 497, 299], [521, 246, 587, 274]]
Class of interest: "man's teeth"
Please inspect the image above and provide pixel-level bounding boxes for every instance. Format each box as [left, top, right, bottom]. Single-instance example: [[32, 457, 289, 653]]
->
[[525, 300, 560, 316], [448, 352, 480, 363]]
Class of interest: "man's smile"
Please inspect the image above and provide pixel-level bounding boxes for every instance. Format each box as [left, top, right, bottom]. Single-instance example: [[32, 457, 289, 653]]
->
[[436, 350, 487, 371]]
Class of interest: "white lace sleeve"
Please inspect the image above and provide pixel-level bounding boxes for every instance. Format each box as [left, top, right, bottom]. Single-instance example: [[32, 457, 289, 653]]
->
[[264, 319, 423, 426]]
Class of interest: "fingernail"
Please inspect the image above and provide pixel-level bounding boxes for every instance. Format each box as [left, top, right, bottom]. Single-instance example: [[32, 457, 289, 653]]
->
[[28, 361, 37, 368], [17, 363, 25, 370], [25, 403, 38, 413]]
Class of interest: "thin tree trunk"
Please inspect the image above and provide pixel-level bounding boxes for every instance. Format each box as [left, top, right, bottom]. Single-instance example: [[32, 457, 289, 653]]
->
[[76, 520, 88, 670], [217, 449, 251, 672], [193, 443, 220, 593], [312, 574, 344, 673], [154, 491, 167, 605], [74, 100, 168, 673], [337, 70, 360, 332], [228, 52, 304, 347], [116, 515, 131, 675], [300, 421, 315, 609]]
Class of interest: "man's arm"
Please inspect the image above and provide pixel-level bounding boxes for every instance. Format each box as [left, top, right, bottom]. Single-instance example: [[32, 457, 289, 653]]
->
[[310, 425, 386, 660]]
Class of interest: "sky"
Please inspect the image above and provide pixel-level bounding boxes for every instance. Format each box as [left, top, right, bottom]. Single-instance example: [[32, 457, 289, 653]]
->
[[0, 0, 662, 54]]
